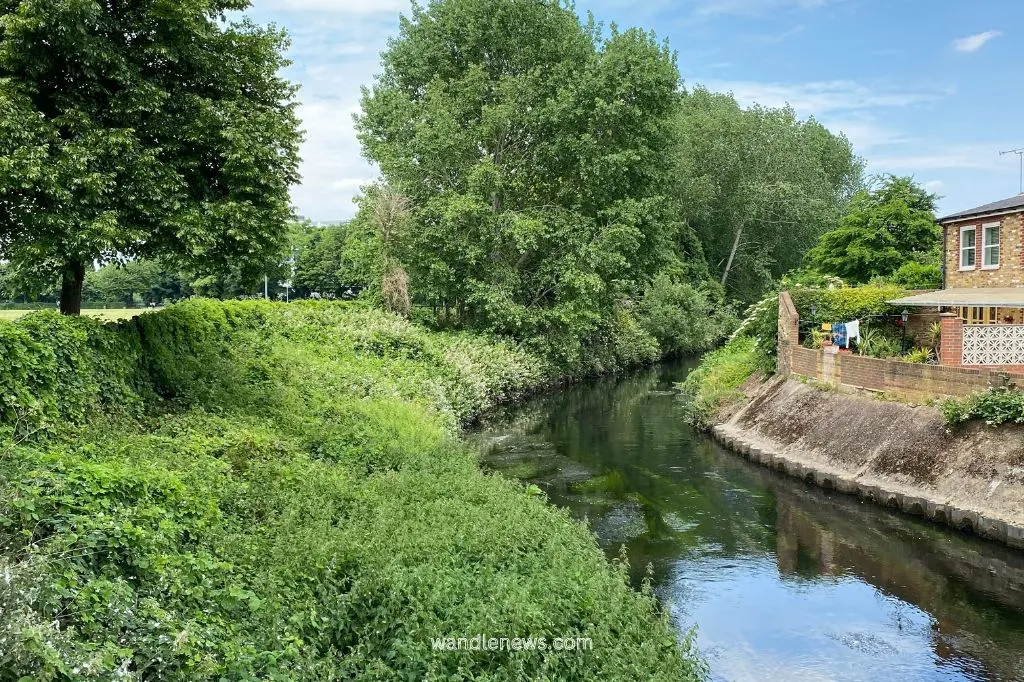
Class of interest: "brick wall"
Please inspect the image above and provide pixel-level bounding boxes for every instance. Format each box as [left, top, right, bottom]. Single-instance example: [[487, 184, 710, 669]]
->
[[778, 291, 1024, 400], [778, 292, 799, 377], [905, 309, 941, 346], [791, 345, 820, 377], [939, 314, 963, 366], [795, 349, 1019, 400], [945, 212, 1024, 288]]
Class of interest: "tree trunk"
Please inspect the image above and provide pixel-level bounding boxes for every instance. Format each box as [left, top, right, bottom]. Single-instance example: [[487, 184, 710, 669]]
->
[[59, 259, 86, 316], [721, 220, 745, 288]]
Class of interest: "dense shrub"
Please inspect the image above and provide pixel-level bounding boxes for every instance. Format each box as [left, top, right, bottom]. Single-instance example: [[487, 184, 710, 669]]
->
[[788, 284, 909, 325], [732, 292, 780, 369], [890, 261, 941, 290], [941, 386, 1024, 427], [0, 310, 143, 439], [0, 301, 703, 681], [639, 275, 736, 356]]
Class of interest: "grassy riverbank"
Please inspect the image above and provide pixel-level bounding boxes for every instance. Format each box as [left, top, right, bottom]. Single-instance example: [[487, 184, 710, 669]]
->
[[0, 301, 704, 681]]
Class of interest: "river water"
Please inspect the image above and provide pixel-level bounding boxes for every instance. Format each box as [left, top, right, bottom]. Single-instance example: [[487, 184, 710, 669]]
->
[[472, 360, 1024, 682]]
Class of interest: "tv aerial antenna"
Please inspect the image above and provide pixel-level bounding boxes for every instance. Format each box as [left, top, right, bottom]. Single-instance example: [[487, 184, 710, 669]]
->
[[1000, 147, 1024, 194]]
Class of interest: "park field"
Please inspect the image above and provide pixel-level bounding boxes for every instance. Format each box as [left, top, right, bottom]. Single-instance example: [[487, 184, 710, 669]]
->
[[0, 308, 158, 322]]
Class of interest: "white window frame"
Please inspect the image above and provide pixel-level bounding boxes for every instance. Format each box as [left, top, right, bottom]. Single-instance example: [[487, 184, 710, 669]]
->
[[982, 222, 1001, 270], [959, 225, 977, 271]]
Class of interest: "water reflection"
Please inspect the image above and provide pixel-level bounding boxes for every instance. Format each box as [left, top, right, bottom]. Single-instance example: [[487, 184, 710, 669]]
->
[[473, 361, 1024, 682]]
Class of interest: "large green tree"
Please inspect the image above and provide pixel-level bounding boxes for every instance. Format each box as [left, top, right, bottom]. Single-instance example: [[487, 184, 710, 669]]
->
[[0, 0, 302, 314], [675, 88, 863, 302], [357, 0, 689, 362], [807, 175, 941, 284]]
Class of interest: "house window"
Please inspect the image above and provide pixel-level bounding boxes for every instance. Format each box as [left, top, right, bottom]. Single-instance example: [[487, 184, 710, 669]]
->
[[960, 226, 976, 270], [983, 223, 1001, 269], [959, 306, 999, 325]]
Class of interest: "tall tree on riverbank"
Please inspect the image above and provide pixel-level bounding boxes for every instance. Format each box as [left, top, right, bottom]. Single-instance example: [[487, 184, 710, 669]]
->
[[0, 0, 302, 315], [357, 0, 686, 360], [675, 88, 863, 302], [807, 175, 941, 284]]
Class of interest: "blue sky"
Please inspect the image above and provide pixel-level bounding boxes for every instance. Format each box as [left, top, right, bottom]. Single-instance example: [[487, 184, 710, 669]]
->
[[246, 0, 1024, 222]]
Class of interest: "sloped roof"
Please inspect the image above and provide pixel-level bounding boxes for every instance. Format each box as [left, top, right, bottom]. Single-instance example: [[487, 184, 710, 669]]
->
[[889, 288, 1024, 307], [939, 194, 1024, 223]]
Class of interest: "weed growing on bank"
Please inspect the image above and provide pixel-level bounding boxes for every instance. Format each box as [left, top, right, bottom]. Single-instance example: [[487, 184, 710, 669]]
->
[[677, 337, 767, 428], [941, 385, 1024, 428], [0, 301, 706, 681]]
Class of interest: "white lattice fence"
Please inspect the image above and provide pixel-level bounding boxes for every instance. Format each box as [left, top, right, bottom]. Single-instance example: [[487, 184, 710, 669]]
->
[[963, 325, 1024, 365]]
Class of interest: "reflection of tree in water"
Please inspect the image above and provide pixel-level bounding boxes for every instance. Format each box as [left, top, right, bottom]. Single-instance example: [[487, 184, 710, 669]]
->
[[477, 359, 1024, 681]]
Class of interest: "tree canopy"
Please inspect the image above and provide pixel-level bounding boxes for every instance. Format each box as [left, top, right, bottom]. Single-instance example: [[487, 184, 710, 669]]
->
[[357, 0, 689, 363], [807, 175, 941, 284], [0, 0, 302, 314], [674, 88, 863, 302]]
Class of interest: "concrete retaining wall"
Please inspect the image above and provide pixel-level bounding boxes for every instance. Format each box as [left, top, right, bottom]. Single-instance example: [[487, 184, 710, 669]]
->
[[712, 377, 1024, 550]]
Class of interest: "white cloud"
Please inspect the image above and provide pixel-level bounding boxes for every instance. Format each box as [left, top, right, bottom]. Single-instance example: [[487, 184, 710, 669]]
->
[[260, 0, 410, 13], [688, 0, 829, 18], [871, 146, 1016, 172], [923, 180, 944, 194], [702, 79, 947, 115], [290, 95, 376, 220], [818, 116, 908, 152], [952, 30, 1001, 53], [245, 0, 404, 220]]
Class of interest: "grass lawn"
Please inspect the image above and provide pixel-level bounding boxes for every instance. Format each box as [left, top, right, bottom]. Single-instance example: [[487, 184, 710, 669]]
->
[[0, 308, 158, 322]]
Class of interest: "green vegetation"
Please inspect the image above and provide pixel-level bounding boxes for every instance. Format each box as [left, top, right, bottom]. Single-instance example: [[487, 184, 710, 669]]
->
[[0, 0, 302, 314], [0, 308, 152, 323], [677, 337, 766, 428], [676, 88, 862, 302], [807, 176, 942, 286], [941, 385, 1024, 427], [789, 283, 909, 324], [0, 302, 703, 680]]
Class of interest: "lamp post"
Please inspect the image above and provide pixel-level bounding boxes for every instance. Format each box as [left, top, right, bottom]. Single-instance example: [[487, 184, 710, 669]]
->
[[901, 310, 910, 354]]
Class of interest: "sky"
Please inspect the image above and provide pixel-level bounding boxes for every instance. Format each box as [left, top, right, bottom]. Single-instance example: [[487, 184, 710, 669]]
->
[[244, 0, 1024, 222]]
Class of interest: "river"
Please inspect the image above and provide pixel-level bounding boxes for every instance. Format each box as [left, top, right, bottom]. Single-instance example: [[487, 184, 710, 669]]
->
[[471, 359, 1024, 682]]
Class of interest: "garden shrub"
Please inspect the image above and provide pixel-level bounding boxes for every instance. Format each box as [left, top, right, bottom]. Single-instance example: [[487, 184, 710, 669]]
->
[[789, 284, 909, 326], [941, 385, 1024, 427], [0, 300, 704, 681]]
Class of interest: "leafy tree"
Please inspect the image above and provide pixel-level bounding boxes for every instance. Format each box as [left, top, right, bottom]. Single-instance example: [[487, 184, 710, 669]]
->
[[0, 0, 302, 314], [807, 176, 941, 283], [675, 88, 862, 302], [357, 0, 687, 363], [292, 217, 383, 297], [638, 273, 736, 355], [84, 260, 189, 305]]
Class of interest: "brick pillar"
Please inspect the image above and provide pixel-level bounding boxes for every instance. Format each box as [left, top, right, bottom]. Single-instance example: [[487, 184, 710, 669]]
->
[[777, 292, 799, 377], [939, 313, 963, 367]]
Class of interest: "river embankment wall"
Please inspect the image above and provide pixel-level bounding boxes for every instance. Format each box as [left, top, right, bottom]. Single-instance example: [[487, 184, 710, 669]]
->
[[712, 376, 1024, 549]]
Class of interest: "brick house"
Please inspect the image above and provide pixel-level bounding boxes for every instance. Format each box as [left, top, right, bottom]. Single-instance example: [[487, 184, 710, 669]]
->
[[890, 194, 1024, 366]]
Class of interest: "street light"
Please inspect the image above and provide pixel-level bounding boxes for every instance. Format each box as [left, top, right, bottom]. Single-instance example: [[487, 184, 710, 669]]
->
[[901, 309, 910, 353]]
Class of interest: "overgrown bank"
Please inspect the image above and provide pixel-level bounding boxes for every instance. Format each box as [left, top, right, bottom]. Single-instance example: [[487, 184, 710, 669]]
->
[[0, 301, 704, 681]]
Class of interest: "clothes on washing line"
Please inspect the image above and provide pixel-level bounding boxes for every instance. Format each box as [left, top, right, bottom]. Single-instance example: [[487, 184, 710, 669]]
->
[[845, 320, 860, 346], [831, 323, 848, 348]]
